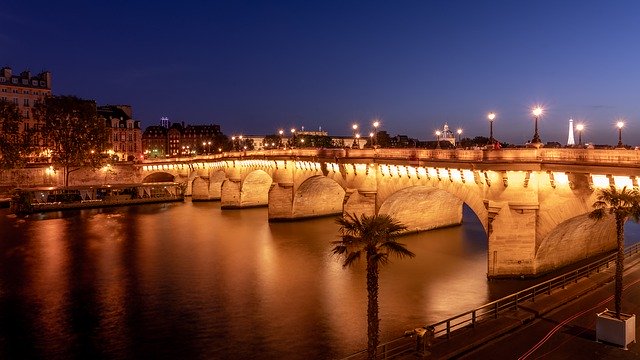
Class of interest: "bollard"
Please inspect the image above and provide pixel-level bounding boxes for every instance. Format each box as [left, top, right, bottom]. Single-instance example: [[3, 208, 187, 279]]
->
[[414, 327, 426, 355]]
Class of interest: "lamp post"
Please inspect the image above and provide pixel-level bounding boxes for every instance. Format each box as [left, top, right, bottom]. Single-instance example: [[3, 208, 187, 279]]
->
[[531, 107, 543, 147], [231, 136, 236, 151], [456, 128, 462, 147], [290, 128, 296, 148], [373, 120, 380, 147], [617, 121, 624, 148], [278, 129, 284, 148], [435, 130, 441, 149], [351, 124, 358, 148], [488, 112, 496, 144], [576, 124, 584, 146], [369, 132, 374, 148]]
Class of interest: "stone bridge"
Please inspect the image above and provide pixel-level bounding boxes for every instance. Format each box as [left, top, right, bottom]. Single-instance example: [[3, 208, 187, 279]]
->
[[7, 148, 637, 278], [136, 148, 640, 278]]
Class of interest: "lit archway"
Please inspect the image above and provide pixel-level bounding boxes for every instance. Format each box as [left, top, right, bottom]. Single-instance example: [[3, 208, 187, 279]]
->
[[292, 176, 345, 218], [143, 172, 175, 183], [378, 186, 466, 233]]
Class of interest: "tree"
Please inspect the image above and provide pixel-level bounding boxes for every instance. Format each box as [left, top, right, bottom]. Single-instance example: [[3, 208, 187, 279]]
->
[[0, 99, 32, 169], [589, 186, 640, 318], [332, 213, 415, 360], [262, 134, 283, 149], [34, 95, 107, 186]]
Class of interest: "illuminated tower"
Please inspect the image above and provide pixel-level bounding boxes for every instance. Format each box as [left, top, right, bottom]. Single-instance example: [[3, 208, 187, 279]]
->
[[567, 118, 575, 146], [161, 116, 169, 128]]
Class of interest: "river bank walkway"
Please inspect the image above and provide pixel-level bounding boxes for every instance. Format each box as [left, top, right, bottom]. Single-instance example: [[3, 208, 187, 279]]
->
[[399, 252, 640, 359]]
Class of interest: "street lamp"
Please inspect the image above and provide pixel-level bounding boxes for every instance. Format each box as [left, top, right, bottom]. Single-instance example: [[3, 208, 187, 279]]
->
[[278, 129, 284, 148], [617, 121, 625, 148], [290, 128, 296, 148], [488, 112, 496, 144], [355, 133, 361, 149], [435, 130, 441, 149], [531, 106, 543, 147], [456, 128, 462, 146], [576, 124, 584, 146], [372, 120, 380, 147]]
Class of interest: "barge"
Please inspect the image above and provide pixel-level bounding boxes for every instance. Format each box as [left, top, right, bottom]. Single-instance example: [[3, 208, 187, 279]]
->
[[10, 182, 185, 214]]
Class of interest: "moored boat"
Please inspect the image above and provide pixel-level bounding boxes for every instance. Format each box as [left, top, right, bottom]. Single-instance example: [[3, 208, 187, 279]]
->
[[10, 182, 185, 214]]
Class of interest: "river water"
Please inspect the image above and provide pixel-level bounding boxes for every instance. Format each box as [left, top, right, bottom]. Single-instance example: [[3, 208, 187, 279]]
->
[[0, 200, 637, 359]]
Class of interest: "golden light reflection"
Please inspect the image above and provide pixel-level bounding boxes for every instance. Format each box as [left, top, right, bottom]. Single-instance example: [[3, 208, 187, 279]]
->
[[614, 176, 633, 189], [437, 168, 448, 180], [450, 169, 462, 183], [591, 174, 610, 189], [463, 170, 475, 183], [553, 172, 569, 187], [427, 167, 438, 179]]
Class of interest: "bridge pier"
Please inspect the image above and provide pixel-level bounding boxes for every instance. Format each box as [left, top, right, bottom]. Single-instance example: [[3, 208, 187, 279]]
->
[[486, 202, 538, 278], [268, 182, 294, 220]]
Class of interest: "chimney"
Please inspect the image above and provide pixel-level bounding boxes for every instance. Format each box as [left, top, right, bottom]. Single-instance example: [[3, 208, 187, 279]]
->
[[1, 67, 12, 78]]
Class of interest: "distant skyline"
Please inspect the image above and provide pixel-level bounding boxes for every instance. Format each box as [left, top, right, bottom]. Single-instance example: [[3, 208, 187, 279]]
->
[[3, 1, 640, 145]]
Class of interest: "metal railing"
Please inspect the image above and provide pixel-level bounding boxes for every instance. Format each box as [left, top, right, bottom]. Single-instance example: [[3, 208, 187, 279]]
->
[[340, 242, 640, 359], [340, 335, 416, 360], [428, 242, 640, 340]]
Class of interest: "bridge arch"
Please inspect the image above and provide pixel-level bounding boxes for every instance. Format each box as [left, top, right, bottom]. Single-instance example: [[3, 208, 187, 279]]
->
[[535, 213, 616, 274], [378, 186, 467, 233], [142, 172, 175, 183], [292, 175, 345, 218], [222, 169, 272, 208]]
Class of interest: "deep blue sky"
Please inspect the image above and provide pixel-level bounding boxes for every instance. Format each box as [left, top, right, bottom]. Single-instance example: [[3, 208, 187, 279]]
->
[[3, 1, 640, 145]]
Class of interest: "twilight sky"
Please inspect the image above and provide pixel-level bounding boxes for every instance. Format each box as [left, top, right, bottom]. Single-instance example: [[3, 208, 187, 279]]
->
[[3, 1, 640, 145]]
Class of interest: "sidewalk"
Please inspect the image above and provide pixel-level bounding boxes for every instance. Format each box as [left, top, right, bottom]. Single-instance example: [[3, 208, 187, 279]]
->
[[402, 253, 640, 359]]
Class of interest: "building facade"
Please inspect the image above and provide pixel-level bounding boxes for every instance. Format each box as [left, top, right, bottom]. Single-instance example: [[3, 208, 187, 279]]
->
[[98, 105, 142, 161], [142, 120, 223, 157], [0, 67, 52, 152]]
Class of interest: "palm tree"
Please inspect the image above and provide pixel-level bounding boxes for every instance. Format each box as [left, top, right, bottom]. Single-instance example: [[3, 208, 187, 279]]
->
[[332, 213, 415, 360], [589, 186, 640, 318]]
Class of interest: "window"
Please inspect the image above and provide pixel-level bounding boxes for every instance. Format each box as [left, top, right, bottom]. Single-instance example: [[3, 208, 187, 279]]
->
[[13, 98, 18, 104], [24, 98, 29, 106], [23, 90, 29, 95], [39, 81, 45, 86], [0, 77, 5, 82], [113, 134, 118, 142], [1, 89, 6, 92], [32, 80, 38, 86], [11, 78, 17, 84], [22, 79, 28, 85], [128, 134, 132, 141], [13, 89, 18, 93], [23, 110, 29, 118]]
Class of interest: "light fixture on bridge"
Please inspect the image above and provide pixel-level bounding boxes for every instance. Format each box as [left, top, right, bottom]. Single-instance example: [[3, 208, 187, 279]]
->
[[575, 124, 585, 146], [530, 106, 544, 147], [435, 130, 442, 149], [488, 112, 496, 144], [616, 121, 625, 148]]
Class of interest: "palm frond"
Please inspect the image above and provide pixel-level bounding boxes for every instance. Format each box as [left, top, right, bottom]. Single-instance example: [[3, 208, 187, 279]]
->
[[342, 251, 362, 268], [380, 241, 416, 259]]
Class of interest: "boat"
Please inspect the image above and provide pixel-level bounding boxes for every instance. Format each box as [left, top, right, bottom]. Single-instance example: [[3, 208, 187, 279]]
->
[[10, 182, 185, 214]]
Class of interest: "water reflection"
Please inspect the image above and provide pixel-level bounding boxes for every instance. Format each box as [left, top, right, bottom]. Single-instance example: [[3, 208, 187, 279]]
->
[[0, 202, 637, 359]]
